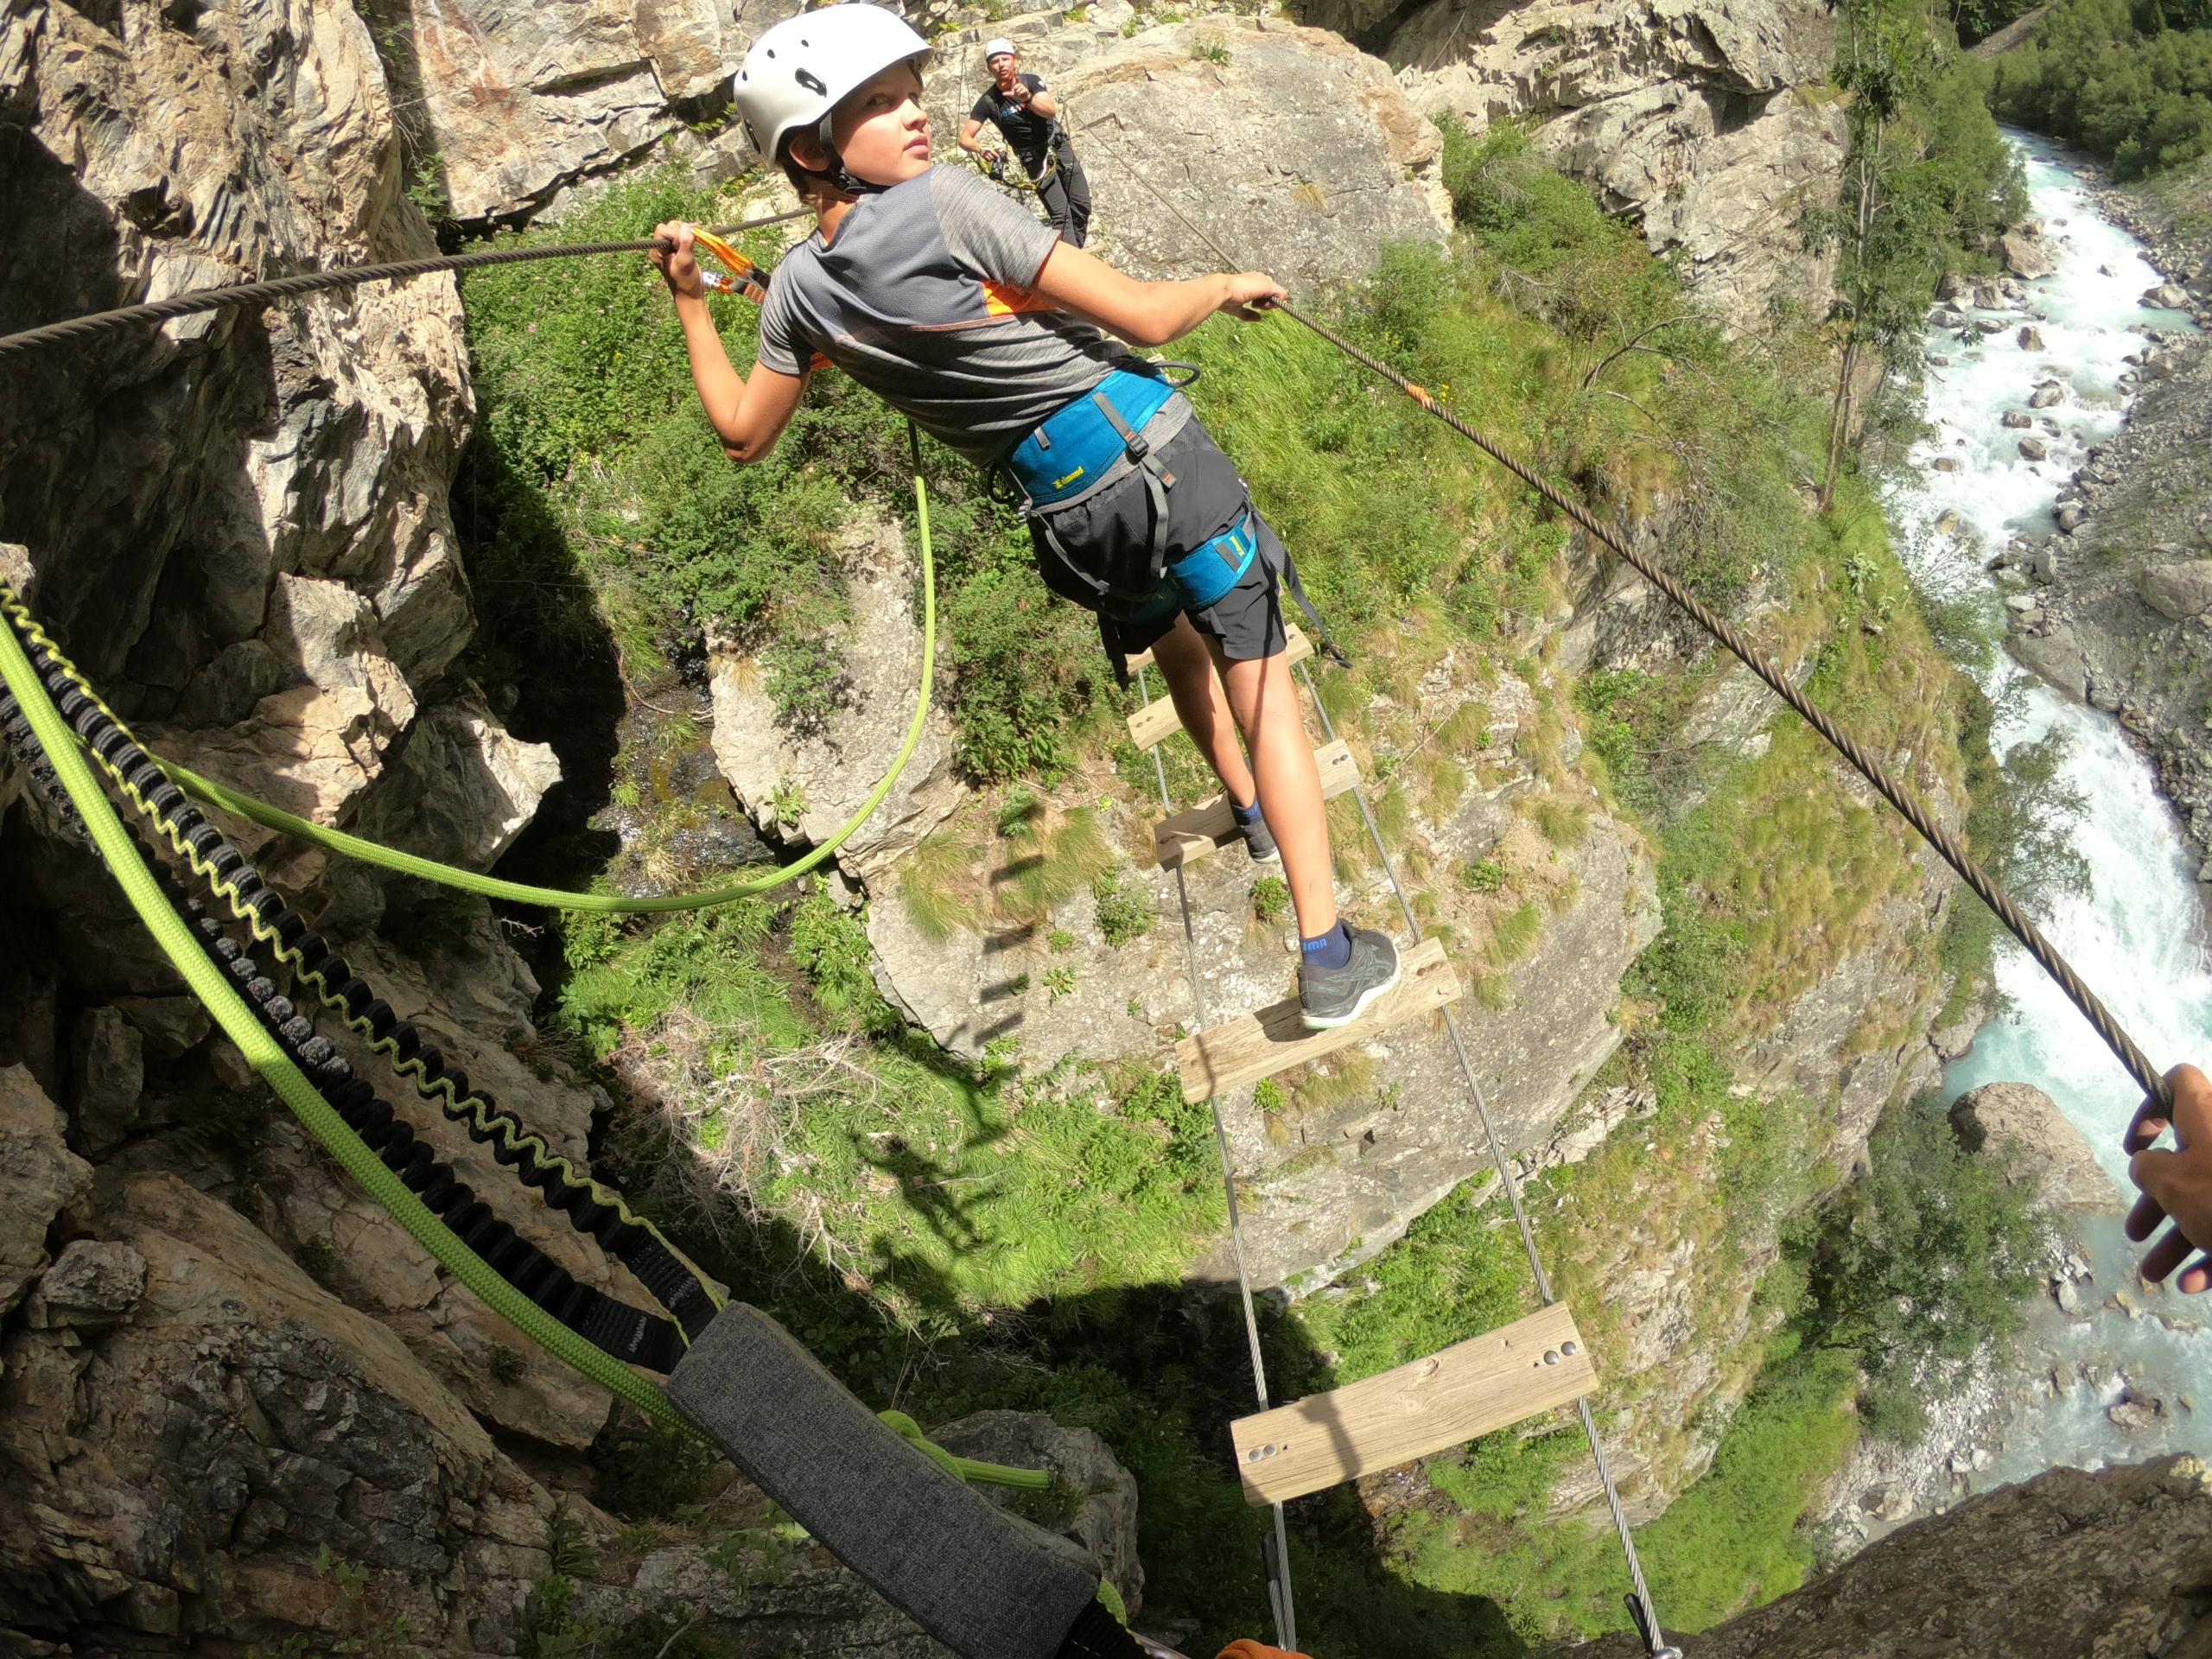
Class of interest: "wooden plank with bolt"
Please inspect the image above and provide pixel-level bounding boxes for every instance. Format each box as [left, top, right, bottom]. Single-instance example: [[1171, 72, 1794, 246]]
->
[[1152, 741, 1361, 872], [1124, 626, 1312, 746], [1228, 1302, 1595, 1505], [1173, 937, 1459, 1101]]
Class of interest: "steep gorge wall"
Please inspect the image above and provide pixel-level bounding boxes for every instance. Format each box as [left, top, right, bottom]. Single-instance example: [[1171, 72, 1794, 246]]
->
[[1294, 0, 1848, 331]]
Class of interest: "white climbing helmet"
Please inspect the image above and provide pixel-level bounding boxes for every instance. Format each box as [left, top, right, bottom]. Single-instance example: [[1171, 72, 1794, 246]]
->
[[982, 36, 1016, 60], [734, 4, 934, 162]]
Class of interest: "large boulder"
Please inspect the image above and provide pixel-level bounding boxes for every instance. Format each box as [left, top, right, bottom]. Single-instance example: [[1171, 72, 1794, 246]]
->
[[1043, 21, 1452, 297], [2000, 228, 2056, 280], [1397, 0, 1847, 330], [1948, 1080, 2123, 1213], [1552, 1457, 2212, 1659], [2139, 560, 2212, 620]]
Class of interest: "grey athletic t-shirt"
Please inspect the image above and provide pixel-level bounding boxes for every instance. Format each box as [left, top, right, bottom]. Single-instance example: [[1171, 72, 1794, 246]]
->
[[756, 167, 1156, 465]]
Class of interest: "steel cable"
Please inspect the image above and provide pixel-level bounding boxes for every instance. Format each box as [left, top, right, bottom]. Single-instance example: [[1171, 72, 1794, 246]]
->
[[0, 208, 811, 362]]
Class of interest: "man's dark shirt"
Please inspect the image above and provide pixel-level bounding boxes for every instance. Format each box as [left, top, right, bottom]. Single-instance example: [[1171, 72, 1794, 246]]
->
[[969, 73, 1058, 174]]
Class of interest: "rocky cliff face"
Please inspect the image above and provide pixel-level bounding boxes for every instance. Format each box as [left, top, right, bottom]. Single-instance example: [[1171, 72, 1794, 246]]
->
[[1556, 1455, 2212, 1659], [1296, 0, 1847, 331], [0, 2, 1131, 1649]]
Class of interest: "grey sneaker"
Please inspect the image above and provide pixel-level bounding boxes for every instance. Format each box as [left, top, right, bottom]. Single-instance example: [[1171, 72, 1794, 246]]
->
[[1236, 808, 1279, 863], [1300, 925, 1402, 1030]]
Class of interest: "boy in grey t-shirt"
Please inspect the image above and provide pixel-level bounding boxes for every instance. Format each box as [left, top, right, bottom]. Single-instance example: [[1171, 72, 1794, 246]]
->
[[652, 3, 1400, 1032]]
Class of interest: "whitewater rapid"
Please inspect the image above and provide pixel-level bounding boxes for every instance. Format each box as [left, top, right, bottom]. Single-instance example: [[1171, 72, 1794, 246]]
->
[[1882, 131, 2211, 1486]]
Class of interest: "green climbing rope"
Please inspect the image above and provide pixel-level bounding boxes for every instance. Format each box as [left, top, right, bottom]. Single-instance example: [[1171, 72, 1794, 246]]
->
[[0, 601, 691, 1424]]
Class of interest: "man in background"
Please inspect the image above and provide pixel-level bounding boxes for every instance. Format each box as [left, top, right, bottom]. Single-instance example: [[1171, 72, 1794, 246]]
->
[[959, 37, 1093, 247]]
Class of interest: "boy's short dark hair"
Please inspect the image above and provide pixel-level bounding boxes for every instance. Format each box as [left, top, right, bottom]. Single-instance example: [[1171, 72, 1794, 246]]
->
[[778, 133, 840, 204]]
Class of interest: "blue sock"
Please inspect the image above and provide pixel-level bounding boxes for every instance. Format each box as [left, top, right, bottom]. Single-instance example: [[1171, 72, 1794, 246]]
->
[[1301, 919, 1351, 969], [1230, 794, 1265, 828]]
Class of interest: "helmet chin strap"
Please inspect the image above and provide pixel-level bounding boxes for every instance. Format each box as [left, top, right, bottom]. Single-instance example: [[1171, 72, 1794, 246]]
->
[[813, 113, 891, 197]]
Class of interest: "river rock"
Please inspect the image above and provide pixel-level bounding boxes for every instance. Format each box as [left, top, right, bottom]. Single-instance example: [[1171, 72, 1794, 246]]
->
[[2056, 505, 2085, 531], [1932, 455, 1961, 472], [2145, 283, 2190, 308], [0, 1066, 92, 1315], [2019, 435, 2049, 461], [2018, 324, 2045, 349], [1948, 1080, 2124, 1211], [1974, 315, 2009, 334], [1548, 1458, 2212, 1659], [2138, 560, 2212, 620], [2000, 228, 2056, 279], [2003, 409, 2035, 429], [2109, 1391, 2165, 1432], [2030, 382, 2065, 408]]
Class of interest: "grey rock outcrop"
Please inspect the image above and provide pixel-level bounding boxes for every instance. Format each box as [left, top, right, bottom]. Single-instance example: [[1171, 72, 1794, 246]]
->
[[1554, 1456, 2212, 1659], [0, 1170, 563, 1649], [1948, 1080, 2124, 1212], [398, 0, 753, 220], [1, 0, 474, 714], [709, 509, 963, 880], [1392, 0, 1847, 328], [1043, 20, 1452, 297], [0, 1067, 91, 1315], [870, 658, 1661, 1294]]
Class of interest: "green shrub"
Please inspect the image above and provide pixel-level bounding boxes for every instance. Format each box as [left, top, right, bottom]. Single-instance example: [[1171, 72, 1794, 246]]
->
[[764, 629, 853, 736], [1798, 1093, 2046, 1439], [1250, 874, 1292, 922], [1458, 855, 1508, 894], [789, 883, 901, 1035], [1093, 870, 1154, 945], [1993, 0, 2212, 176]]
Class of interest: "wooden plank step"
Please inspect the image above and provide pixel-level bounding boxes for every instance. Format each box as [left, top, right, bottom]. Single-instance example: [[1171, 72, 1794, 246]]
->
[[1229, 1302, 1595, 1506], [1175, 937, 1459, 1101], [1125, 626, 1312, 747], [1152, 741, 1361, 872]]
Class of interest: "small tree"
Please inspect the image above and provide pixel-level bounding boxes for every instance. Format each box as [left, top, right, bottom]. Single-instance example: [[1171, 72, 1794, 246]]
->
[[1805, 0, 2026, 505], [1800, 1094, 2046, 1442]]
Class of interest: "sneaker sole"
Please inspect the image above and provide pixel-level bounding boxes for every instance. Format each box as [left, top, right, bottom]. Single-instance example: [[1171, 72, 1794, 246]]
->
[[1245, 842, 1281, 863], [1299, 955, 1405, 1031]]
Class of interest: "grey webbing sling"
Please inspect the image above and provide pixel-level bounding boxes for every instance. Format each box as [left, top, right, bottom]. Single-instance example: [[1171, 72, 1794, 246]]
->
[[668, 1306, 1109, 1659]]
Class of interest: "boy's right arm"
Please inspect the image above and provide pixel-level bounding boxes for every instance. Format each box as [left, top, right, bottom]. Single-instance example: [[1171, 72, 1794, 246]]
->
[[958, 116, 996, 157], [652, 219, 808, 464], [1029, 240, 1285, 348]]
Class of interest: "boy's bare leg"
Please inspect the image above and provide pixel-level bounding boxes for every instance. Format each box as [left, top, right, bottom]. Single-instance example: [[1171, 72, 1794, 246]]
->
[[1151, 614, 1257, 808], [1211, 643, 1338, 940]]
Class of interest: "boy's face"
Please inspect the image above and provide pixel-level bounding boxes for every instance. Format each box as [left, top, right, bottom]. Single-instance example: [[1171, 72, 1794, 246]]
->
[[826, 63, 932, 188], [988, 52, 1018, 86]]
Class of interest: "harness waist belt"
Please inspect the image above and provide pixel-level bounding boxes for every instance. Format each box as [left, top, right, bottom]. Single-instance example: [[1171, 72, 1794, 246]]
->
[[1006, 368, 1182, 510]]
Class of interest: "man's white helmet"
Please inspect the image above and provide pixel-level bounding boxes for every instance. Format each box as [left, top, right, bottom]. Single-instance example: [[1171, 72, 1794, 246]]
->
[[982, 36, 1016, 60], [734, 4, 933, 162]]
